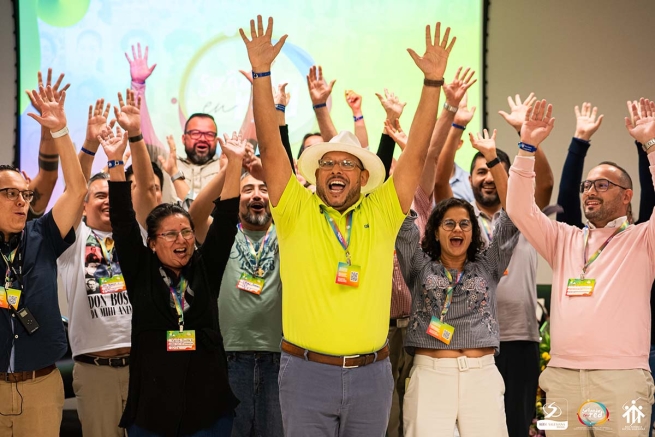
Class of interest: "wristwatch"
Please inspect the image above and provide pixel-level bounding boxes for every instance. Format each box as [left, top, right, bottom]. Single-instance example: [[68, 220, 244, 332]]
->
[[486, 157, 501, 169], [642, 138, 655, 152], [171, 170, 186, 182], [443, 102, 458, 113]]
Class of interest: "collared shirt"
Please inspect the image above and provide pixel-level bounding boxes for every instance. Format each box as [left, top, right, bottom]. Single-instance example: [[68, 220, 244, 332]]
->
[[449, 163, 475, 203], [0, 212, 74, 372], [271, 174, 407, 355], [587, 216, 628, 229], [177, 156, 221, 201], [474, 204, 539, 342]]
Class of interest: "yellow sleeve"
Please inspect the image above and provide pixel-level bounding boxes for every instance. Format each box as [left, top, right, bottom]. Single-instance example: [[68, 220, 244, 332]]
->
[[364, 176, 408, 236], [270, 174, 313, 239]]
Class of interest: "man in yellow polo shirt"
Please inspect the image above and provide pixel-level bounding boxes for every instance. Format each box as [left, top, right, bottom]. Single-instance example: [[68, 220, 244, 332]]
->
[[239, 15, 456, 436]]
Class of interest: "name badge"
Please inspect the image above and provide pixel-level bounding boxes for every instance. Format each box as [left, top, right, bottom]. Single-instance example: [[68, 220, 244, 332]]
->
[[167, 330, 196, 351], [426, 315, 454, 345], [566, 278, 596, 297], [236, 273, 265, 295], [0, 287, 21, 310], [99, 275, 127, 294], [335, 262, 360, 287]]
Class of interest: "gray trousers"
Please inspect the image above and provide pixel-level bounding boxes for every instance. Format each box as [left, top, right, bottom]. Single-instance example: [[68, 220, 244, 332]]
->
[[278, 351, 394, 437]]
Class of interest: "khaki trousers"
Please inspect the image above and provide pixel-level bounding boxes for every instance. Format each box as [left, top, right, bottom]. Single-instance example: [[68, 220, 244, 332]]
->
[[72, 361, 129, 437], [539, 366, 655, 437], [403, 354, 508, 437], [387, 324, 414, 437], [0, 368, 64, 437]]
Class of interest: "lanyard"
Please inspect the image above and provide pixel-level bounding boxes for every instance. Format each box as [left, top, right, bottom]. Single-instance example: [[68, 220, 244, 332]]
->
[[581, 221, 629, 279], [1, 232, 23, 289], [238, 224, 273, 276], [479, 215, 493, 242], [168, 276, 188, 332], [91, 231, 115, 277], [440, 266, 464, 322], [322, 208, 354, 265]]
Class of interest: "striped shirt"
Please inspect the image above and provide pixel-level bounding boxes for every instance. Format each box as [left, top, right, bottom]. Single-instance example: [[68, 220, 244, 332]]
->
[[396, 209, 519, 354]]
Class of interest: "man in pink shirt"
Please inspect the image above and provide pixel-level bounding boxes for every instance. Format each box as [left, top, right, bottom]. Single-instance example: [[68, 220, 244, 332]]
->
[[506, 98, 655, 436]]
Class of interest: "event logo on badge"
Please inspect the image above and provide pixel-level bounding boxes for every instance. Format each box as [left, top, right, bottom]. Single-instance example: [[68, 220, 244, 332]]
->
[[538, 399, 568, 430], [622, 398, 647, 432], [577, 400, 609, 426]]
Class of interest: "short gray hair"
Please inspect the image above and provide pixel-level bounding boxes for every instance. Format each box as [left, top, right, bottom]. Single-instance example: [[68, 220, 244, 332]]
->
[[84, 172, 110, 202]]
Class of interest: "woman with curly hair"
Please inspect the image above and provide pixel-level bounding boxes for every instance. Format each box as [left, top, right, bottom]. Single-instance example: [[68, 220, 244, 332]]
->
[[396, 130, 519, 437]]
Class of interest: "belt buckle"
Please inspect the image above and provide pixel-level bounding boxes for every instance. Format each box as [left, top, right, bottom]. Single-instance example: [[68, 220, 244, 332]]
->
[[93, 356, 102, 366], [457, 356, 469, 371], [342, 355, 360, 369], [397, 318, 409, 329]]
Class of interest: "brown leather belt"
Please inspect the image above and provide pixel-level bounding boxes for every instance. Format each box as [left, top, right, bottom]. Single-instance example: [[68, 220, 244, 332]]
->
[[281, 340, 389, 368], [0, 364, 57, 383]]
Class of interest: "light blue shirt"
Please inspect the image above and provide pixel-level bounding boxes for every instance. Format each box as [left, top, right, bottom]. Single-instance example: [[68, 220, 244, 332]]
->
[[449, 163, 475, 203]]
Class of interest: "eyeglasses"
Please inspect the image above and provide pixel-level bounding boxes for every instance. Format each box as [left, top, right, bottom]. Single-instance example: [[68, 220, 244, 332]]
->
[[0, 188, 34, 203], [185, 130, 218, 140], [317, 159, 363, 171], [156, 228, 195, 242], [440, 219, 472, 232], [580, 179, 629, 193]]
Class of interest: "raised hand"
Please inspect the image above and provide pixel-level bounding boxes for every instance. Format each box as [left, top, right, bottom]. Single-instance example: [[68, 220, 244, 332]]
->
[[521, 99, 555, 147], [574, 102, 603, 141], [157, 135, 180, 176], [454, 93, 476, 126], [625, 98, 655, 145], [443, 67, 477, 107], [239, 15, 288, 71], [498, 93, 537, 132], [627, 100, 642, 126], [307, 66, 335, 105], [26, 85, 67, 131], [219, 132, 247, 161], [407, 22, 456, 80], [98, 127, 128, 161], [345, 90, 362, 113], [375, 88, 406, 123], [26, 69, 70, 116], [86, 99, 112, 142], [114, 89, 142, 135], [384, 119, 408, 150], [125, 43, 157, 84], [274, 82, 290, 106], [469, 129, 497, 160]]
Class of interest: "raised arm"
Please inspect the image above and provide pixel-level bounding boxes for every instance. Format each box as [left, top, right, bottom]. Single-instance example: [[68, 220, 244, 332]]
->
[[239, 15, 290, 206], [237, 70, 258, 143], [469, 129, 506, 208], [158, 135, 191, 201], [345, 89, 369, 148], [273, 82, 296, 172], [395, 212, 429, 288], [27, 86, 86, 238], [393, 22, 456, 213], [78, 99, 112, 181], [307, 65, 338, 141], [555, 102, 602, 226], [114, 89, 157, 227], [188, 133, 243, 243], [24, 70, 70, 215], [375, 89, 407, 178]]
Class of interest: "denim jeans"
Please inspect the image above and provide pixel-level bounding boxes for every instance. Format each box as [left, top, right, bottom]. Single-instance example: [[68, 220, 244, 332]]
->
[[649, 344, 655, 437], [126, 414, 233, 436], [227, 351, 283, 437], [279, 351, 393, 437]]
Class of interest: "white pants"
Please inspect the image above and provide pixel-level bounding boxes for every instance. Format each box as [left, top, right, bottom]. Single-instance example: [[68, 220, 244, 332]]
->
[[403, 354, 508, 437]]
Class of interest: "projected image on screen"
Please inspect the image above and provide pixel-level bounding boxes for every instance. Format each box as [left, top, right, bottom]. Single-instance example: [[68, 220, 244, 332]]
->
[[18, 0, 483, 206]]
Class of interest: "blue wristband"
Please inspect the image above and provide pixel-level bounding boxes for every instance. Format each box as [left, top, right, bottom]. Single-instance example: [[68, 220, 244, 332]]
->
[[452, 123, 466, 131], [518, 142, 537, 153], [354, 115, 364, 122], [107, 160, 124, 169], [275, 104, 286, 112], [252, 71, 271, 79], [81, 147, 96, 157], [313, 103, 327, 110]]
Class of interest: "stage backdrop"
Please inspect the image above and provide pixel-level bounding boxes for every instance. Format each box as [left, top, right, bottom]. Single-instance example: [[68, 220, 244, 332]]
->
[[17, 0, 484, 205]]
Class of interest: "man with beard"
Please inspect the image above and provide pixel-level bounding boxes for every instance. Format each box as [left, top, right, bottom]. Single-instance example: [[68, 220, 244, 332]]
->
[[507, 99, 655, 437], [189, 138, 283, 436]]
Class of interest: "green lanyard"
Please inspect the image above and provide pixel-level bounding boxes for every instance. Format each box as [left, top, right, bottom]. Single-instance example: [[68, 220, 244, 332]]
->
[[580, 221, 628, 279], [440, 266, 464, 322], [322, 208, 354, 265]]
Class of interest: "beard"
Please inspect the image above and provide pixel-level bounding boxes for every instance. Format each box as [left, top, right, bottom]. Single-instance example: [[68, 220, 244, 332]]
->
[[316, 183, 360, 212], [185, 142, 216, 165], [473, 184, 500, 208], [242, 209, 272, 227]]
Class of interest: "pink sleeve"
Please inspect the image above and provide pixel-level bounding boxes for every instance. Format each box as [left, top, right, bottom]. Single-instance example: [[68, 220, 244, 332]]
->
[[645, 153, 655, 253], [132, 81, 165, 152], [506, 156, 561, 265], [413, 185, 433, 239]]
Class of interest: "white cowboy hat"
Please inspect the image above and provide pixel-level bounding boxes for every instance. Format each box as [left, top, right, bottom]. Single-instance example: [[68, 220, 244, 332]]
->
[[297, 131, 386, 194]]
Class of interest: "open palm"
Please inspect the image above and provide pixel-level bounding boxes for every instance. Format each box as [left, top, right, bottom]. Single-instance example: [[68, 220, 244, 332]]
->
[[239, 16, 287, 70]]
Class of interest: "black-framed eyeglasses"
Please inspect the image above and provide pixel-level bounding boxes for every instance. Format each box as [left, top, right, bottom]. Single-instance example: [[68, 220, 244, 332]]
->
[[185, 130, 217, 140], [0, 188, 34, 203], [440, 219, 472, 232], [318, 159, 363, 171], [580, 179, 630, 193], [157, 228, 195, 242]]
